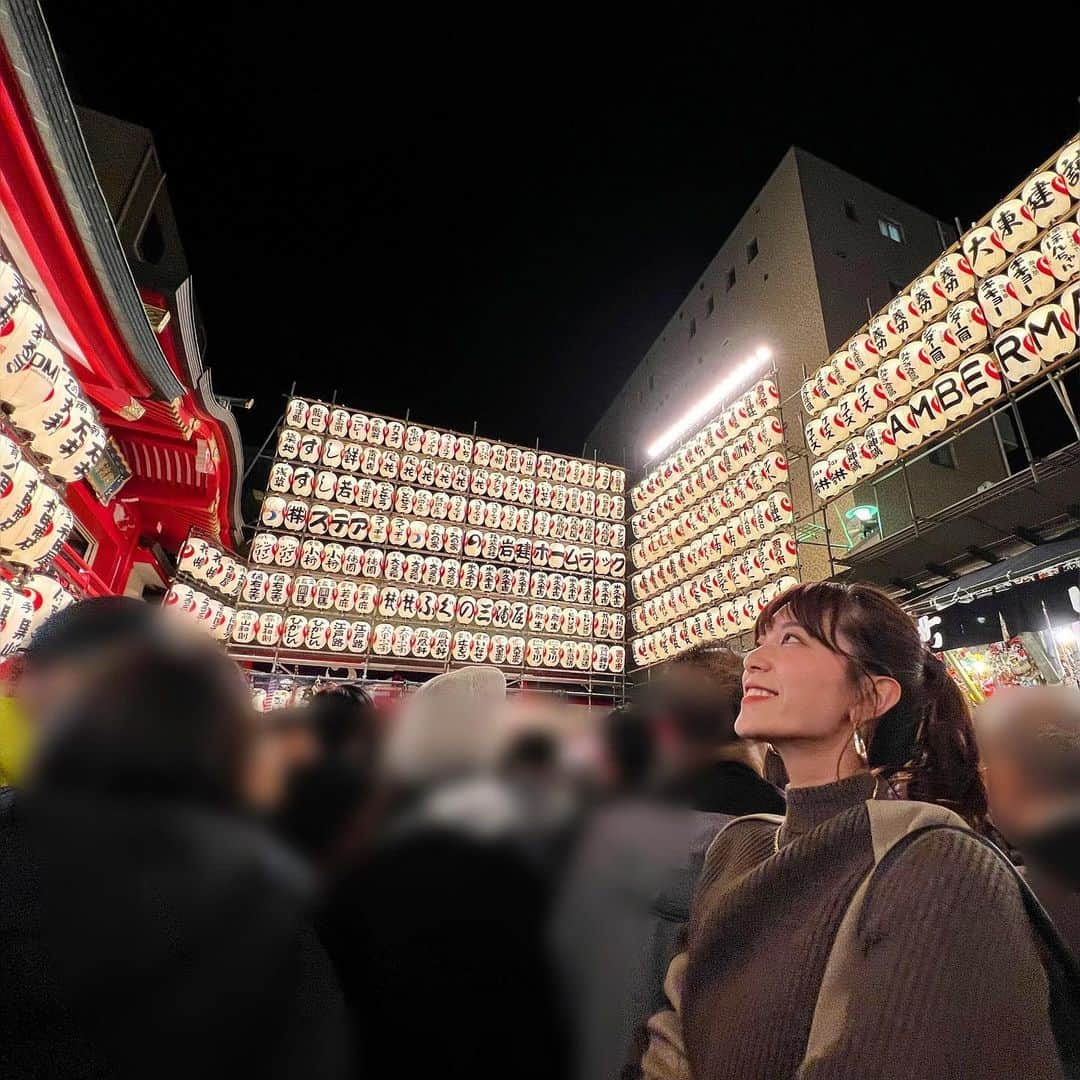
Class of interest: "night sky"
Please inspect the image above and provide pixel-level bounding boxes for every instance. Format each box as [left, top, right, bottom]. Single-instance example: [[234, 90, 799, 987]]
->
[[41, 4, 1079, 461]]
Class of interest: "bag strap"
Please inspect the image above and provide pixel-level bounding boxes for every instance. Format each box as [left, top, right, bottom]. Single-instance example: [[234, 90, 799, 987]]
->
[[802, 801, 972, 1065], [703, 812, 784, 864]]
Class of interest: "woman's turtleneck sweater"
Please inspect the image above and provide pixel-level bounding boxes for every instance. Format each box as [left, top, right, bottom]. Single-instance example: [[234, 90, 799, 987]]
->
[[650, 772, 1063, 1080]]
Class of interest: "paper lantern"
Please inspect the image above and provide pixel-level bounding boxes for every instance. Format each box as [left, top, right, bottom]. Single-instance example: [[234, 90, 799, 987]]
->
[[760, 451, 789, 487], [945, 300, 989, 352], [1061, 282, 1080, 339], [847, 334, 880, 373], [1023, 303, 1077, 364], [993, 326, 1043, 383], [912, 274, 949, 320], [260, 495, 286, 528], [810, 458, 831, 500], [1008, 251, 1057, 306], [869, 313, 903, 358], [854, 376, 890, 423], [1041, 222, 1080, 282], [861, 421, 899, 467], [961, 225, 1007, 278], [932, 371, 974, 423], [819, 406, 847, 449], [935, 252, 976, 302], [990, 199, 1038, 253], [887, 294, 924, 341], [1022, 171, 1073, 228], [843, 436, 869, 480], [884, 404, 922, 453], [830, 350, 861, 390], [836, 392, 862, 433], [920, 322, 961, 371], [1053, 140, 1080, 198], [976, 275, 1024, 329], [826, 447, 856, 494], [755, 378, 781, 413], [907, 388, 947, 440], [764, 491, 794, 528]]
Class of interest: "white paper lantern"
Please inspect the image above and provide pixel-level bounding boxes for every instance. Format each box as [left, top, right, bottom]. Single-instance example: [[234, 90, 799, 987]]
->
[[912, 274, 949, 320], [869, 312, 903, 358], [847, 334, 880, 373], [1023, 303, 1077, 364], [920, 321, 961, 371], [1041, 222, 1080, 282], [826, 447, 856, 494], [932, 371, 974, 423], [976, 275, 1025, 330], [990, 199, 1038, 253], [861, 421, 899, 468], [831, 350, 861, 389], [886, 404, 922, 453], [993, 326, 1043, 383], [1060, 282, 1080, 341], [888, 294, 924, 341], [1021, 171, 1073, 229], [907, 388, 947, 440], [957, 353, 1004, 407], [854, 377, 890, 424], [1008, 251, 1057, 306], [961, 225, 1007, 279], [1056, 140, 1080, 198], [945, 300, 989, 352], [836, 392, 863, 433], [935, 252, 976, 301]]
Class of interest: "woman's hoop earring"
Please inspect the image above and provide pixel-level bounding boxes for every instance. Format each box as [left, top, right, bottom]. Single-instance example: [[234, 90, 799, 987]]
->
[[852, 726, 868, 765]]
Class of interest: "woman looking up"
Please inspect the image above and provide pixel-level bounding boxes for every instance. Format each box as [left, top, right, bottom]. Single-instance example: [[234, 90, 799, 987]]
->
[[642, 581, 1064, 1080]]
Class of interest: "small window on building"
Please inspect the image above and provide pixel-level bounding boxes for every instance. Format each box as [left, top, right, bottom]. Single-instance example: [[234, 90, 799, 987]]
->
[[706, 295, 715, 316], [697, 355, 704, 365], [928, 444, 957, 469], [726, 268, 736, 292], [64, 516, 97, 564], [878, 217, 905, 244], [648, 374, 655, 392], [844, 200, 858, 222], [689, 318, 696, 340], [746, 238, 758, 263]]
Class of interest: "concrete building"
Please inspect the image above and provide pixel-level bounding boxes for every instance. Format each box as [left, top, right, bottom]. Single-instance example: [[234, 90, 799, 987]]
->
[[587, 146, 958, 580]]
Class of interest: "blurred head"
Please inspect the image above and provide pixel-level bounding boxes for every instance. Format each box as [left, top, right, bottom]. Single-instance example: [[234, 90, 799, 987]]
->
[[501, 729, 560, 783], [249, 708, 319, 813], [647, 644, 750, 776], [31, 626, 256, 810], [384, 665, 507, 785], [976, 686, 1080, 840], [600, 705, 654, 794], [18, 598, 159, 729], [307, 684, 379, 766], [739, 582, 986, 827]]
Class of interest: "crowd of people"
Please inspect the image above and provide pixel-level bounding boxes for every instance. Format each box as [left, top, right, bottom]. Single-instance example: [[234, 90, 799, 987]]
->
[[0, 582, 1077, 1078]]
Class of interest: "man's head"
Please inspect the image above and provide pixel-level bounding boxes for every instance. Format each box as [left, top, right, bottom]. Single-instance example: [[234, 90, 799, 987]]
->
[[976, 685, 1080, 840], [646, 644, 752, 776], [18, 598, 160, 728]]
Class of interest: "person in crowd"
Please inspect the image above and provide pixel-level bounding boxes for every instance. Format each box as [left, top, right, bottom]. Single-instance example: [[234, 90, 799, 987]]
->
[[0, 613, 348, 1080], [15, 596, 159, 729], [553, 644, 783, 1080], [597, 703, 655, 798], [318, 665, 567, 1080], [642, 582, 1065, 1080], [274, 686, 380, 874], [247, 706, 318, 815], [977, 685, 1080, 957]]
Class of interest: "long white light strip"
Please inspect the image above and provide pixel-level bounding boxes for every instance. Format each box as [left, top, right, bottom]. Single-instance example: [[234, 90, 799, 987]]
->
[[644, 346, 772, 460]]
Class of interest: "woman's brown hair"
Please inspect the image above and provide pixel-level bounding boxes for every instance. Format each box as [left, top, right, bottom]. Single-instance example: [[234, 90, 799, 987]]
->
[[755, 580, 988, 829]]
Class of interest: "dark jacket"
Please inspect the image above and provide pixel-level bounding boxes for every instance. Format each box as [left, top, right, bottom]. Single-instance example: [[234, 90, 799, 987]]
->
[[1020, 813, 1080, 961], [553, 760, 784, 1080], [0, 794, 348, 1080]]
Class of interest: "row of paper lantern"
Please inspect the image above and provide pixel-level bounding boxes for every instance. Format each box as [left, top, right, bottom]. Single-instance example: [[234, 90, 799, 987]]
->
[[256, 503, 627, 575], [267, 459, 626, 525], [231, 607, 628, 673], [0, 572, 75, 657], [261, 494, 621, 550], [278, 412, 626, 493], [0, 262, 109, 483], [631, 576, 799, 667], [803, 239, 1080, 434], [163, 583, 236, 641], [0, 435, 75, 570], [632, 448, 790, 552], [248, 536, 626, 607], [632, 532, 800, 627], [802, 140, 1079, 416], [632, 490, 796, 599], [631, 421, 786, 542], [808, 294, 1080, 502], [631, 377, 782, 512], [227, 570, 628, 640], [176, 535, 246, 599]]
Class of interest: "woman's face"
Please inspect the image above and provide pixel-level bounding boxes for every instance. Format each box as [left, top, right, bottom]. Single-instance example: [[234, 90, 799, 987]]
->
[[736, 609, 859, 746]]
